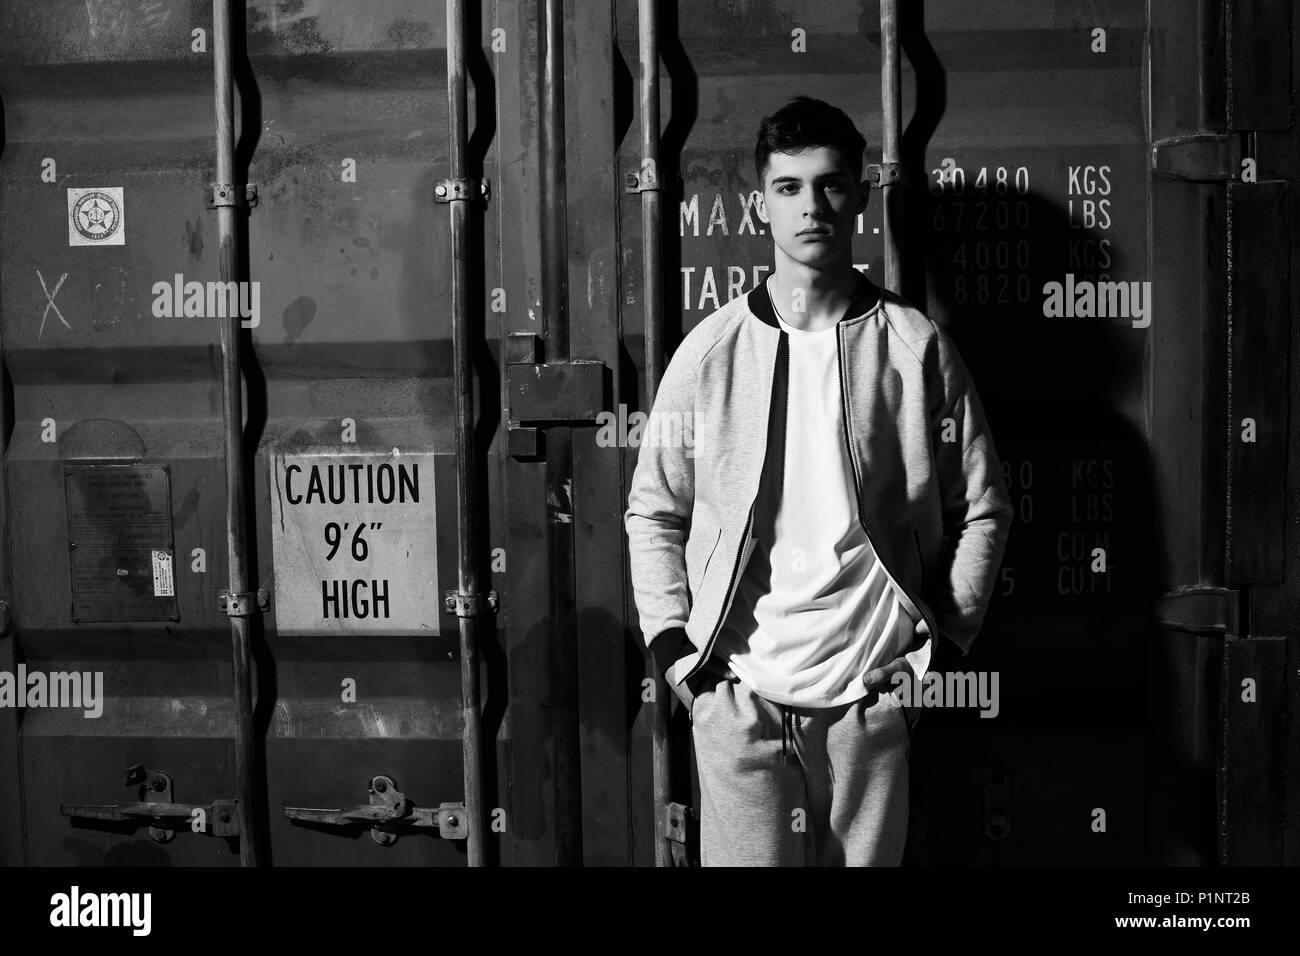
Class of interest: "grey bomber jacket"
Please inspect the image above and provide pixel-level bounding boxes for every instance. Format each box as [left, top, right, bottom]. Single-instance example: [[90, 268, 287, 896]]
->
[[624, 275, 1013, 698]]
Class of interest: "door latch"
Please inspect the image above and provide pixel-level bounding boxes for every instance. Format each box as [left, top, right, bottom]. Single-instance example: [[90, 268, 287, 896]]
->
[[283, 774, 467, 846], [60, 764, 239, 843]]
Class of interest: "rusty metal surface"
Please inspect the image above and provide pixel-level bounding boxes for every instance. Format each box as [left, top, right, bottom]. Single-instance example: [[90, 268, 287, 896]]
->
[[0, 0, 501, 866]]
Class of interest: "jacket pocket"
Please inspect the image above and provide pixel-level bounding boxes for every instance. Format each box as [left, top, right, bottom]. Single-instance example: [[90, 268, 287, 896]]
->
[[901, 700, 920, 737], [687, 527, 724, 600]]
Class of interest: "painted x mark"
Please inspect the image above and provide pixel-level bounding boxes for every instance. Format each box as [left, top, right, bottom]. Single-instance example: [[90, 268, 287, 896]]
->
[[38, 269, 72, 338]]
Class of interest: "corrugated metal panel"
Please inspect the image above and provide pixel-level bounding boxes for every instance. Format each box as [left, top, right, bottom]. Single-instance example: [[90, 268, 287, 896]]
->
[[0, 0, 1293, 868], [0, 0, 498, 865]]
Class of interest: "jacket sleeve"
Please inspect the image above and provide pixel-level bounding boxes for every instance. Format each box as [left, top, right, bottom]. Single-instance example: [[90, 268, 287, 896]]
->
[[929, 324, 1013, 657], [624, 343, 699, 651]]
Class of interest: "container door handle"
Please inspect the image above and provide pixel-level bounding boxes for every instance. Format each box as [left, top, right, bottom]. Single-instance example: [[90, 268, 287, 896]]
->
[[283, 774, 467, 846], [60, 764, 239, 843]]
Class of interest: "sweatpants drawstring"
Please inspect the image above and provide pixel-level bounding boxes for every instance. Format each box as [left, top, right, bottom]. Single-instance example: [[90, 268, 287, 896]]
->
[[780, 704, 793, 761]]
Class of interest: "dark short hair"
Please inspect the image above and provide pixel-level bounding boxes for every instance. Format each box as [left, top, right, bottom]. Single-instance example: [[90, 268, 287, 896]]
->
[[754, 96, 866, 185]]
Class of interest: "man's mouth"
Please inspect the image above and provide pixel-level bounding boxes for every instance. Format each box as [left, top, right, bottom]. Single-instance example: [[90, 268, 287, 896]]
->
[[798, 229, 831, 238]]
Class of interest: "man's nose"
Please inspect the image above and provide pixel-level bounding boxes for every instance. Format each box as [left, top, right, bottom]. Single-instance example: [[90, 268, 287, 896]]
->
[[803, 190, 829, 217]]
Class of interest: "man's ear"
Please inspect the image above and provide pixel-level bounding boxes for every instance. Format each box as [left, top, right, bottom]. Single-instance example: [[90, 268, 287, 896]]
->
[[756, 191, 769, 224]]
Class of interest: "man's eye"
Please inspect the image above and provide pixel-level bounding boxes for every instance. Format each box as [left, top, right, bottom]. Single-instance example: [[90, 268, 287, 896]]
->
[[779, 185, 797, 194]]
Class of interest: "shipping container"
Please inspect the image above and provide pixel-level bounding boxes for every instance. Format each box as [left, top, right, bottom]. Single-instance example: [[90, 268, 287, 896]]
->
[[0, 0, 1294, 868]]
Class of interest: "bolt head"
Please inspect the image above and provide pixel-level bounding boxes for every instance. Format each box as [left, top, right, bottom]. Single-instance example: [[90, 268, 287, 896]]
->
[[374, 779, 387, 793]]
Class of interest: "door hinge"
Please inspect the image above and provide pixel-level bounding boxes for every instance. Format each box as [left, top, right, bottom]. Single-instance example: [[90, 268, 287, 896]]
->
[[1155, 586, 1241, 636], [1152, 134, 1246, 183]]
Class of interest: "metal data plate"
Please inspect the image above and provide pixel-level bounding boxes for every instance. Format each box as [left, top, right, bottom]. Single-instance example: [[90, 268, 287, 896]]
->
[[64, 463, 179, 623], [270, 450, 439, 636]]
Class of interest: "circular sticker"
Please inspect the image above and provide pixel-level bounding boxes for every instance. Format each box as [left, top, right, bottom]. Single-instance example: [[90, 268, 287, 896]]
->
[[71, 190, 122, 241]]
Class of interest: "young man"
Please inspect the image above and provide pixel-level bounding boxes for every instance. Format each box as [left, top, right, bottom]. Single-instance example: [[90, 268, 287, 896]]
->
[[625, 96, 1012, 866]]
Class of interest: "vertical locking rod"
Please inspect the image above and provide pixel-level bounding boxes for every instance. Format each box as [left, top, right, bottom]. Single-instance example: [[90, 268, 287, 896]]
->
[[211, 0, 264, 867], [538, 0, 585, 864], [445, 0, 487, 868], [635, 0, 674, 869], [880, 0, 903, 293]]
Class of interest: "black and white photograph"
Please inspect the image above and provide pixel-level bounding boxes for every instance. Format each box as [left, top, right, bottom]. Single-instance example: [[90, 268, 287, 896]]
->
[[0, 0, 1294, 938]]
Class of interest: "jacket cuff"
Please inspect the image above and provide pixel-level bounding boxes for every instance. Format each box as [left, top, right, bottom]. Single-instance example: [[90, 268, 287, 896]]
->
[[649, 628, 690, 679]]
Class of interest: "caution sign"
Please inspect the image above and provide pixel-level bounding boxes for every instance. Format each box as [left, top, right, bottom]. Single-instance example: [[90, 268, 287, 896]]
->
[[270, 450, 439, 635]]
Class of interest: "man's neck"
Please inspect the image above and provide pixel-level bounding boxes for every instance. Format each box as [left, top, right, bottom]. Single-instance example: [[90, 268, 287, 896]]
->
[[767, 255, 864, 331]]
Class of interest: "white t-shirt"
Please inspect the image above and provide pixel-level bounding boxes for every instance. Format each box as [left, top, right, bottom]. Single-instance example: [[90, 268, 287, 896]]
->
[[713, 289, 917, 707]]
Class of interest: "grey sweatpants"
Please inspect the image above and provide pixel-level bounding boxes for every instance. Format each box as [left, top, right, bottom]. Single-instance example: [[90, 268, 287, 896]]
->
[[691, 669, 913, 866]]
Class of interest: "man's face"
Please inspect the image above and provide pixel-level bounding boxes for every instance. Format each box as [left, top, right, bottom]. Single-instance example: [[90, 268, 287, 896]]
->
[[759, 146, 867, 271]]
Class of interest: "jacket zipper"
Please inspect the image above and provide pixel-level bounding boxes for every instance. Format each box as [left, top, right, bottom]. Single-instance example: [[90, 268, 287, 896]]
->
[[835, 324, 940, 648], [777, 330, 788, 503], [683, 332, 787, 682]]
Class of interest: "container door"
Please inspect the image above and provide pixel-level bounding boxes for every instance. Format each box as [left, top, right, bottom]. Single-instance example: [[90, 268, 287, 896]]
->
[[614, 0, 1296, 865], [0, 0, 510, 866]]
